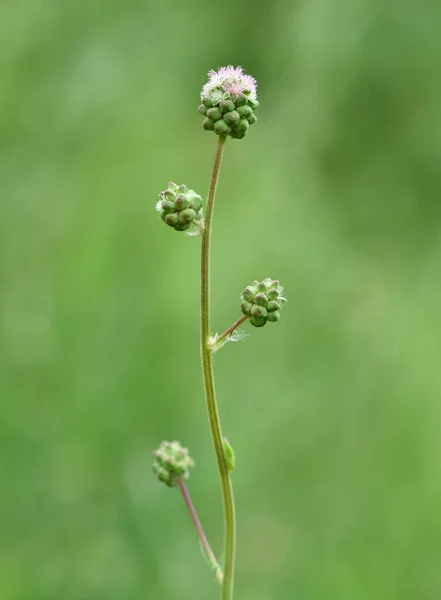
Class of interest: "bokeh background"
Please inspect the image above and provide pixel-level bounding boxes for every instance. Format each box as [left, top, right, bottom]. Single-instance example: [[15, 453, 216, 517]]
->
[[2, 1, 441, 598]]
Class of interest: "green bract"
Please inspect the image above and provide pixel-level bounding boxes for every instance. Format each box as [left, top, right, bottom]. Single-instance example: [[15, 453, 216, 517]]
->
[[156, 182, 203, 232], [153, 440, 195, 487], [239, 278, 286, 327]]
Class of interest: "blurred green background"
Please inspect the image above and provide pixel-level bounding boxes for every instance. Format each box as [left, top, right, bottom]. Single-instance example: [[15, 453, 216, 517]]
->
[[1, 1, 441, 598]]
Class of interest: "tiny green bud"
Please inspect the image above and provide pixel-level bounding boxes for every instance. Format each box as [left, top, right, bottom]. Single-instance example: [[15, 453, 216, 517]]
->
[[165, 213, 179, 227], [249, 315, 266, 327], [223, 110, 240, 126], [164, 189, 176, 200], [174, 194, 190, 210], [254, 292, 268, 307], [202, 97, 214, 107], [168, 182, 179, 191], [242, 286, 256, 301], [236, 118, 250, 133], [240, 300, 253, 315], [256, 282, 267, 294], [207, 107, 223, 121], [267, 288, 279, 300], [189, 194, 203, 211], [223, 438, 235, 472], [202, 117, 215, 130], [198, 104, 208, 115], [220, 98, 236, 113], [248, 99, 259, 110], [161, 200, 175, 213], [230, 130, 246, 139], [267, 300, 280, 312], [266, 310, 280, 322], [237, 105, 252, 118], [177, 184, 188, 194], [175, 222, 191, 231], [251, 304, 268, 319], [235, 95, 247, 107], [179, 208, 196, 224], [247, 113, 257, 125], [214, 120, 231, 136]]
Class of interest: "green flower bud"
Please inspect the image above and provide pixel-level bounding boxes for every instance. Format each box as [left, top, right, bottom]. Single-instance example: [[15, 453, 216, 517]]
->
[[267, 300, 280, 312], [175, 222, 191, 231], [220, 98, 236, 113], [198, 104, 208, 115], [223, 110, 240, 126], [162, 200, 175, 213], [266, 310, 280, 322], [236, 118, 249, 133], [174, 194, 190, 210], [202, 117, 215, 131], [248, 99, 259, 110], [247, 113, 257, 125], [240, 300, 253, 315], [179, 208, 196, 224], [239, 278, 286, 327], [254, 292, 268, 307], [235, 96, 247, 107], [177, 184, 188, 194], [203, 97, 214, 108], [153, 440, 195, 488], [249, 316, 266, 327], [242, 286, 256, 301], [251, 304, 267, 319], [165, 213, 179, 227], [207, 107, 223, 121], [188, 194, 203, 211], [214, 120, 231, 136], [230, 130, 246, 139], [164, 189, 176, 201], [237, 105, 252, 118]]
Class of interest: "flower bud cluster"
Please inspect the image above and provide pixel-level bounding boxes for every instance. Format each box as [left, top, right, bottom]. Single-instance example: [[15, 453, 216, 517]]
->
[[240, 278, 286, 327], [152, 440, 195, 487], [199, 66, 259, 139], [156, 183, 203, 232]]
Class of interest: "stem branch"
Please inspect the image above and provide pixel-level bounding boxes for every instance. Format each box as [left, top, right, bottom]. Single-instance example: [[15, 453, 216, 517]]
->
[[216, 315, 249, 347], [200, 135, 236, 600], [178, 479, 223, 585]]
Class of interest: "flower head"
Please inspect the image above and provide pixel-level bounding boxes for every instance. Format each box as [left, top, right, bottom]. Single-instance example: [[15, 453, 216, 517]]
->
[[199, 65, 259, 139], [156, 182, 203, 234], [153, 440, 195, 487], [201, 65, 257, 104], [240, 278, 287, 327]]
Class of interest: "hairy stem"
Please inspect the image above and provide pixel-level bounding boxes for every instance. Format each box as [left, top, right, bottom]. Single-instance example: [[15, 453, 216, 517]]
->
[[216, 315, 249, 347], [178, 479, 223, 585], [200, 135, 236, 600]]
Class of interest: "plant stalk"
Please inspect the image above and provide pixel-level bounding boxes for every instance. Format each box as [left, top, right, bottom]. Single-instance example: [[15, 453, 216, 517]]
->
[[216, 315, 249, 347], [178, 479, 223, 585], [200, 135, 236, 600]]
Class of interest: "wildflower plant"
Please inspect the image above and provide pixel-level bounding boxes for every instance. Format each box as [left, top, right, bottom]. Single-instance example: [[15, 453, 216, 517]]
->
[[153, 66, 286, 600]]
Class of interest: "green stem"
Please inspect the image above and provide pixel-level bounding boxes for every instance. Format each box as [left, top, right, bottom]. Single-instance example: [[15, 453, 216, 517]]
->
[[200, 135, 235, 600], [216, 315, 249, 347]]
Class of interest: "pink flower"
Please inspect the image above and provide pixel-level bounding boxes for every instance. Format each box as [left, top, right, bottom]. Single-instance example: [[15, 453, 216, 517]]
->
[[201, 65, 257, 105]]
